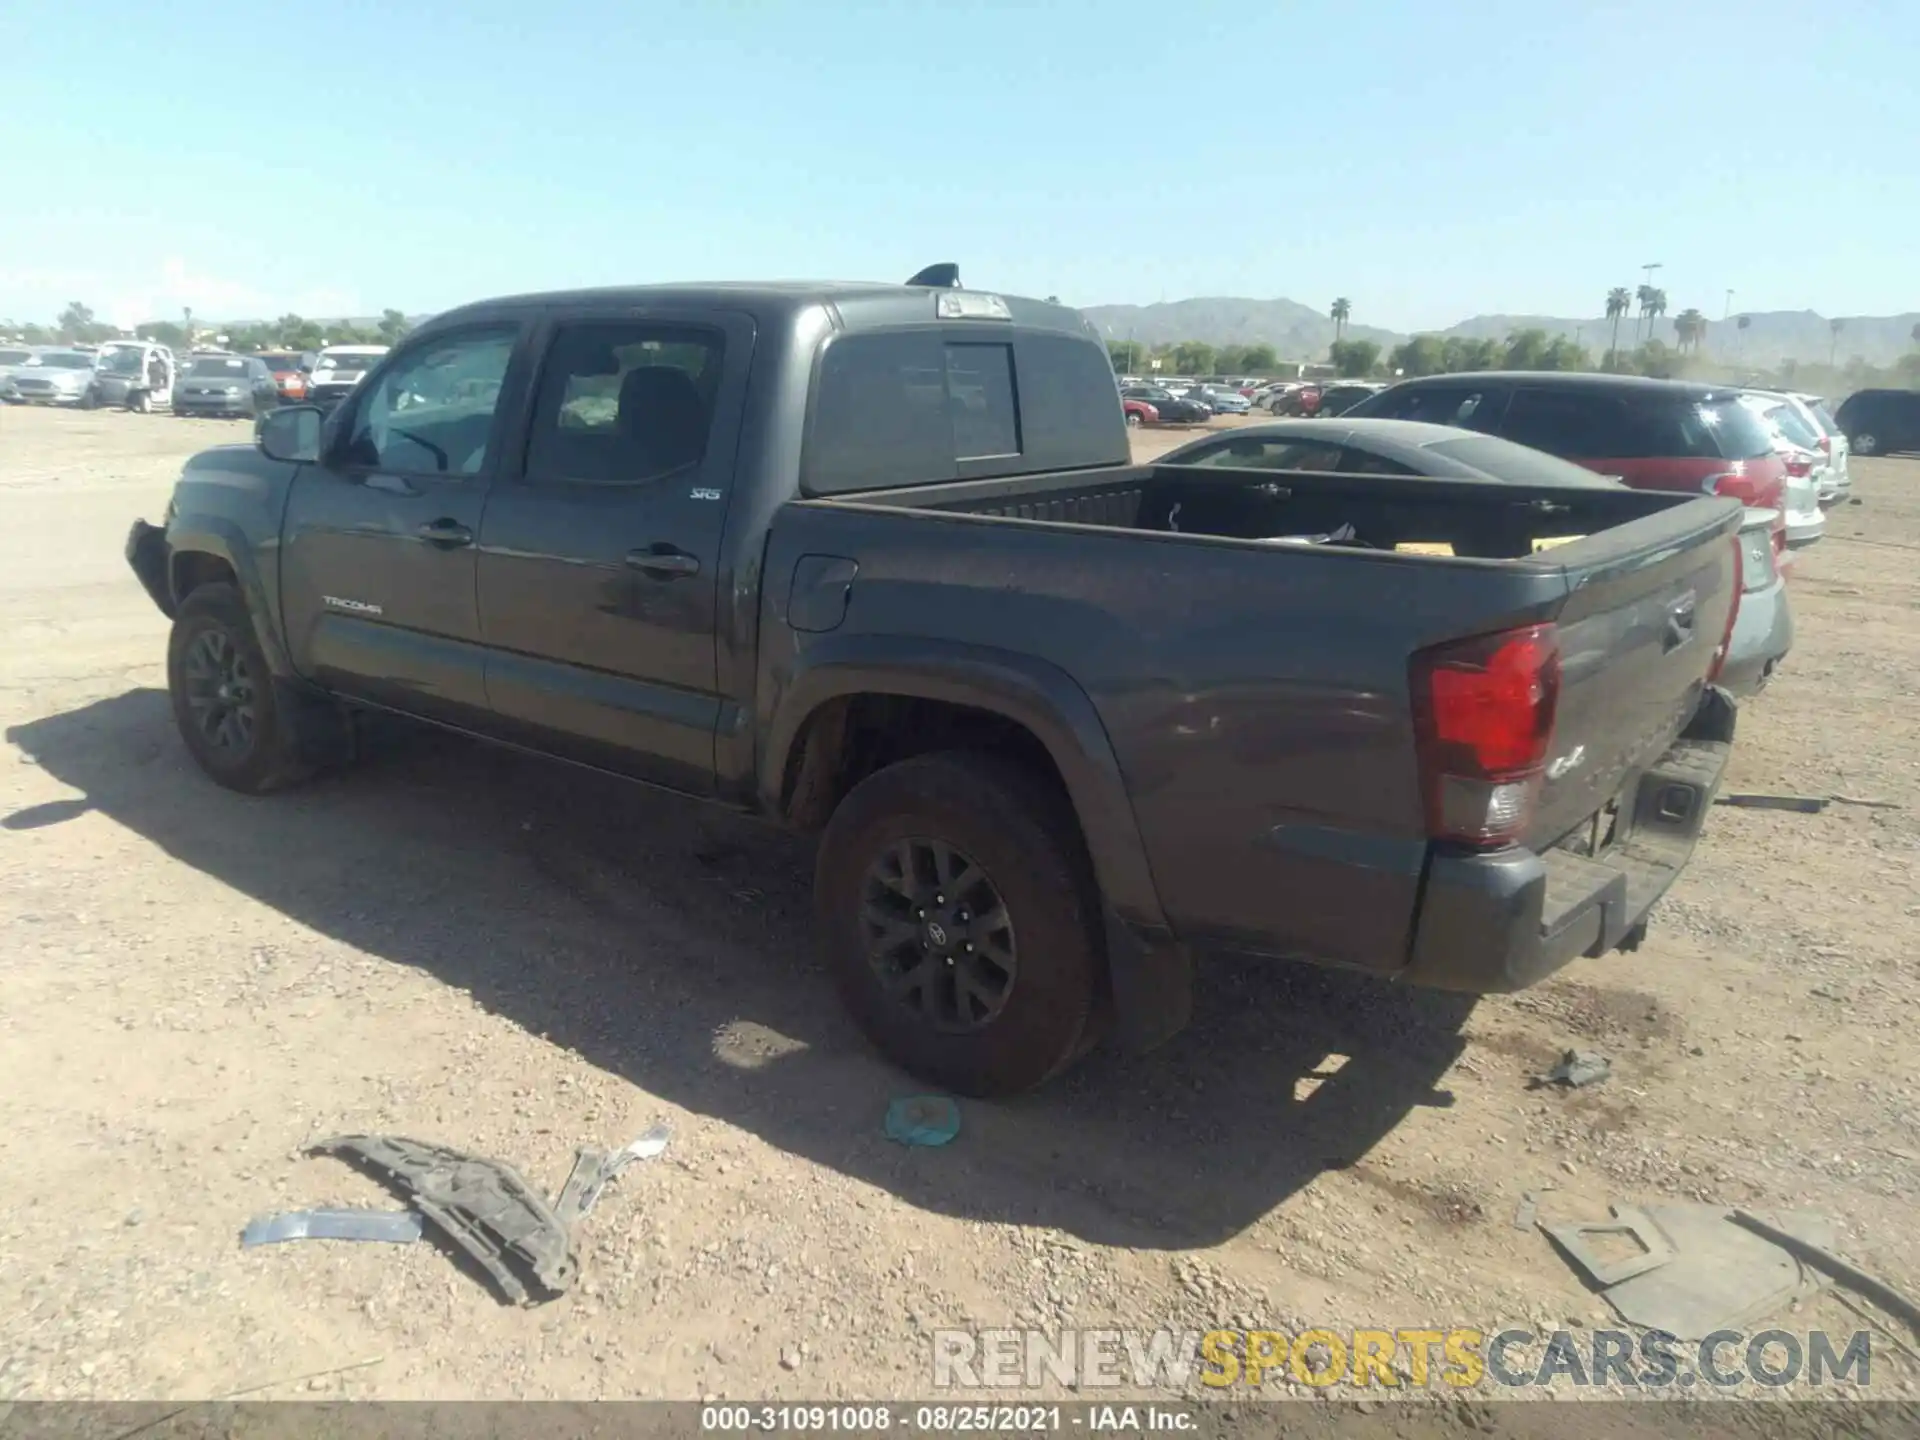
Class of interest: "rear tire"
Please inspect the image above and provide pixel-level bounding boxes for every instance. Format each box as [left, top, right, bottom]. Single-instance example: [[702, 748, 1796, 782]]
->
[[814, 752, 1104, 1097], [167, 583, 313, 795], [1851, 432, 1879, 455], [130, 390, 152, 414]]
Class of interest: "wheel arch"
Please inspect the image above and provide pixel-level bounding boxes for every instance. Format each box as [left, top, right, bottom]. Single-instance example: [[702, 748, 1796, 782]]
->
[[166, 520, 294, 677], [761, 636, 1167, 933]]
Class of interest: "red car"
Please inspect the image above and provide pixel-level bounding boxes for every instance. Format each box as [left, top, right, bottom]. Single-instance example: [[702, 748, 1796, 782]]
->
[[259, 352, 308, 403], [1346, 373, 1789, 558], [1122, 395, 1160, 427]]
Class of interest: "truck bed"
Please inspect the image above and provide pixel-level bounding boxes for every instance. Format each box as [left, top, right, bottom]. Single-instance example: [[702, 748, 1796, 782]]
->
[[815, 460, 1721, 564], [775, 459, 1741, 983]]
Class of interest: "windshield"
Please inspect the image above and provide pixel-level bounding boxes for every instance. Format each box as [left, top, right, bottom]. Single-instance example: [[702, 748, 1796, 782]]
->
[[0, 348, 31, 365], [38, 352, 93, 370], [260, 354, 299, 371], [188, 356, 249, 377]]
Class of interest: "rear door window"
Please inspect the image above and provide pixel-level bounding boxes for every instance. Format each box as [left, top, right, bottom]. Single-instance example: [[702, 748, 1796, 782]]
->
[[1499, 389, 1630, 457], [1363, 385, 1508, 432]]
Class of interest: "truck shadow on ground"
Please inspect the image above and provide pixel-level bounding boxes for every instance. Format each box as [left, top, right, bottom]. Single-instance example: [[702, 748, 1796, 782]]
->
[[10, 689, 1475, 1251]]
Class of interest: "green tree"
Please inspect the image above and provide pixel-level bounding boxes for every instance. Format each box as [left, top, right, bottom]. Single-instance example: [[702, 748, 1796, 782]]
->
[[1238, 343, 1278, 374], [1673, 308, 1706, 354], [377, 308, 412, 344], [1328, 338, 1379, 377], [277, 314, 327, 350], [1106, 339, 1138, 373], [1539, 335, 1590, 371], [1632, 338, 1679, 379], [1214, 344, 1251, 375], [1330, 297, 1351, 342], [1910, 320, 1920, 349], [56, 301, 114, 344], [1605, 287, 1632, 358], [1390, 335, 1447, 376], [1502, 328, 1554, 369], [135, 320, 189, 349], [1440, 335, 1501, 373], [1168, 340, 1216, 376]]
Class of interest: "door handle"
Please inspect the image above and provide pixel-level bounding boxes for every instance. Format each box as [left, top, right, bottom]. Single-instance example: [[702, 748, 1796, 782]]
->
[[416, 518, 473, 549], [625, 545, 701, 579]]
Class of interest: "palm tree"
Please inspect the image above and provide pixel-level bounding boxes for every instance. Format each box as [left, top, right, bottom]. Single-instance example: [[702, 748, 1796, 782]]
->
[[1674, 308, 1707, 353], [1635, 284, 1657, 341], [1330, 297, 1351, 342], [1829, 317, 1845, 367], [1647, 288, 1668, 342], [1605, 287, 1631, 360]]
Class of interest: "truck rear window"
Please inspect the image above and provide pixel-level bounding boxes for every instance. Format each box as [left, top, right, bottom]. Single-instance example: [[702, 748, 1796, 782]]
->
[[803, 328, 1125, 494]]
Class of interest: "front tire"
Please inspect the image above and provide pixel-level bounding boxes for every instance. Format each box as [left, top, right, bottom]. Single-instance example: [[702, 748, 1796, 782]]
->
[[130, 390, 152, 414], [1126, 411, 1142, 427], [167, 583, 312, 794], [814, 752, 1104, 1096]]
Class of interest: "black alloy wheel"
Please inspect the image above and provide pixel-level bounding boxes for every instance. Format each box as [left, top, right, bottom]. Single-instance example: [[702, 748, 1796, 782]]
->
[[860, 836, 1018, 1034]]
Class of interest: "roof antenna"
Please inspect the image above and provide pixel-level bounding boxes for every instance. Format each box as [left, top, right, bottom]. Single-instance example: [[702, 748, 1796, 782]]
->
[[906, 263, 961, 289]]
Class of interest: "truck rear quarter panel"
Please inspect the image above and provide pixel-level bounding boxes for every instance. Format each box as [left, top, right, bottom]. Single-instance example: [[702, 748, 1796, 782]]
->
[[761, 505, 1576, 975]]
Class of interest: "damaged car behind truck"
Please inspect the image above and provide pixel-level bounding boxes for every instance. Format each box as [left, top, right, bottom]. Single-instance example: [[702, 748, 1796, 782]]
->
[[125, 271, 1745, 1096]]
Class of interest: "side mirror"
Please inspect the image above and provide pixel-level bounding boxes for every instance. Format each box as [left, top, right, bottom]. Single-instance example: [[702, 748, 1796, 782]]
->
[[257, 404, 323, 463]]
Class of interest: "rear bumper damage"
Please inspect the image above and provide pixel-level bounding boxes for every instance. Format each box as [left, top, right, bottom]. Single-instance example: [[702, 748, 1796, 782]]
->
[[1399, 689, 1734, 993]]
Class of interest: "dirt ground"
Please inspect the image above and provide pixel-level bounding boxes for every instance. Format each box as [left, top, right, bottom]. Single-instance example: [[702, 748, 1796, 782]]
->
[[2, 404, 1917, 1409]]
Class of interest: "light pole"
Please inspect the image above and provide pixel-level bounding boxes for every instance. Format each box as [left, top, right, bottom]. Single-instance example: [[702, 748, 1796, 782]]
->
[[1723, 289, 1734, 321], [1640, 262, 1662, 340]]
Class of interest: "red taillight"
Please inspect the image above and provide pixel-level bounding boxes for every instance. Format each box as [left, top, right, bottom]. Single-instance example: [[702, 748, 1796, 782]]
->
[[1817, 435, 1832, 456], [1709, 534, 1742, 683], [1705, 470, 1786, 552], [1411, 624, 1561, 848], [1783, 452, 1813, 479]]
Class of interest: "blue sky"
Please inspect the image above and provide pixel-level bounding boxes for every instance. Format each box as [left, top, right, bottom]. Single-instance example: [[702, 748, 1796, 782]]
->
[[2, 0, 1913, 332]]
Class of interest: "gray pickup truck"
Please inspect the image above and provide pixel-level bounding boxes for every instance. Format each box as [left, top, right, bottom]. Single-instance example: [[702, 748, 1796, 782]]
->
[[126, 271, 1744, 1095]]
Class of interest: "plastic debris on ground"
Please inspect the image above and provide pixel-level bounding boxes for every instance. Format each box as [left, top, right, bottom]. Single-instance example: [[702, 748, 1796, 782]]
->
[[555, 1123, 672, 1228], [1715, 792, 1829, 813], [1531, 1048, 1612, 1089], [1542, 1202, 1836, 1340], [885, 1096, 961, 1147], [309, 1134, 577, 1305], [241, 1207, 424, 1248]]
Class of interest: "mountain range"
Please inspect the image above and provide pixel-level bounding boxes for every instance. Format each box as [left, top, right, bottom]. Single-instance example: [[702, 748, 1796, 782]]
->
[[1078, 298, 1920, 369]]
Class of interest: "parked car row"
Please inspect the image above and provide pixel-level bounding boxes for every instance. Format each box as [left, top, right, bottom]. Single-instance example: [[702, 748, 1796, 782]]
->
[[0, 340, 390, 416], [1333, 370, 1851, 694]]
